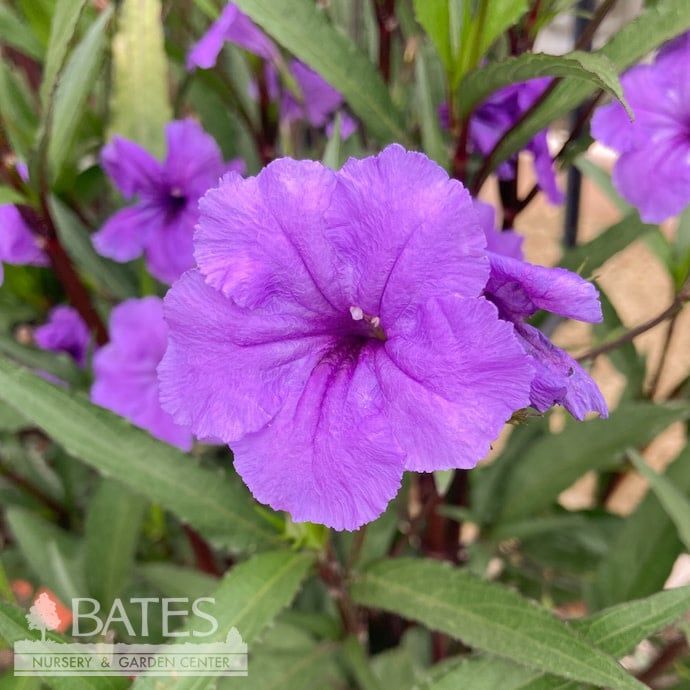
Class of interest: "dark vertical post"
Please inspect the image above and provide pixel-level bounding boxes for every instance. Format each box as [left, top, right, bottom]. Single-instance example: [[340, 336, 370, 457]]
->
[[563, 0, 595, 248]]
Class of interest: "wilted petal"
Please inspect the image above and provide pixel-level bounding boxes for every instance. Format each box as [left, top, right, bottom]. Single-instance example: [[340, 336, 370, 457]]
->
[[516, 323, 608, 420], [486, 252, 602, 322]]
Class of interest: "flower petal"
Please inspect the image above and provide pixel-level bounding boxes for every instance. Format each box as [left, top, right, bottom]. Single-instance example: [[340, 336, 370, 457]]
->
[[288, 60, 342, 128], [158, 270, 337, 443], [325, 144, 489, 326], [34, 306, 90, 367], [92, 205, 157, 263], [92, 298, 192, 450], [144, 209, 197, 285], [195, 159, 342, 313], [101, 137, 163, 198], [486, 252, 603, 322], [0, 205, 48, 267], [233, 343, 405, 531], [516, 323, 608, 420], [163, 119, 225, 198], [377, 296, 534, 471], [186, 2, 277, 70]]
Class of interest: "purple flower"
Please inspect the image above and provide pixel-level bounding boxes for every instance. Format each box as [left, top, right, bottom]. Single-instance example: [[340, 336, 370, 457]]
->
[[186, 2, 278, 70], [476, 201, 607, 420], [92, 297, 192, 450], [158, 145, 534, 530], [591, 33, 690, 223], [94, 119, 231, 285], [470, 79, 563, 205], [0, 205, 48, 285], [35, 306, 91, 367]]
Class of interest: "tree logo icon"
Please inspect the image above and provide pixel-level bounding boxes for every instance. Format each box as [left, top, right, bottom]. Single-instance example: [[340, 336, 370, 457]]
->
[[25, 592, 61, 642]]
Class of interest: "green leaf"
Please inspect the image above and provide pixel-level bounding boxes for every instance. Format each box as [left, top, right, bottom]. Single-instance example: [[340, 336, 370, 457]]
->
[[109, 0, 172, 157], [48, 8, 112, 178], [413, 0, 453, 72], [40, 0, 89, 109], [6, 507, 85, 604], [497, 402, 689, 522], [0, 5, 43, 59], [224, 643, 340, 689], [50, 198, 137, 299], [0, 60, 39, 159], [458, 51, 630, 118], [138, 563, 217, 600], [133, 550, 314, 690], [486, 0, 690, 178], [341, 635, 385, 690], [0, 186, 27, 206], [233, 0, 409, 145], [426, 587, 690, 690], [590, 445, 690, 609], [322, 113, 343, 170], [351, 558, 646, 690], [415, 44, 448, 167], [85, 480, 146, 608], [559, 212, 655, 275], [628, 449, 690, 551], [0, 353, 281, 553]]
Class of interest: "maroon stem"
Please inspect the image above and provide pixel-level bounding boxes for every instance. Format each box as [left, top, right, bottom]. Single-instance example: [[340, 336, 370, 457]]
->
[[375, 0, 396, 84], [182, 525, 221, 577]]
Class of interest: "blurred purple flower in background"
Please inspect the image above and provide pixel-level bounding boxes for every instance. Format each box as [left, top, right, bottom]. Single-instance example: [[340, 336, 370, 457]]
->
[[92, 297, 192, 450], [0, 205, 48, 286], [94, 119, 236, 285], [188, 3, 355, 138], [158, 146, 534, 530], [591, 32, 690, 223], [470, 79, 563, 205], [476, 201, 607, 420], [186, 1, 278, 69], [35, 306, 90, 367]]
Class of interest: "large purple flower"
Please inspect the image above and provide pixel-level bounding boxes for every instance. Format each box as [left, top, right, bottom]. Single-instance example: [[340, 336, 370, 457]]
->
[[93, 119, 233, 285], [186, 2, 278, 69], [92, 298, 192, 450], [158, 145, 534, 530], [470, 79, 563, 205], [591, 33, 690, 222], [476, 201, 607, 420], [0, 205, 48, 285], [35, 306, 90, 367]]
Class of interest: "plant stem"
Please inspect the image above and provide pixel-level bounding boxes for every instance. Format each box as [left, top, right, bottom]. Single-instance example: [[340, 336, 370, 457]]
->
[[375, 0, 397, 84]]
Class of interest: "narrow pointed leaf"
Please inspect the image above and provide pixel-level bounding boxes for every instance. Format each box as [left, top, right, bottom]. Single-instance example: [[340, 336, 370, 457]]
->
[[352, 558, 646, 690]]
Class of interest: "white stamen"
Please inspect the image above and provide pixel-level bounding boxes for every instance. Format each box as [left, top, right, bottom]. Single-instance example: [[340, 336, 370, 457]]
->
[[370, 316, 381, 328], [349, 306, 364, 321]]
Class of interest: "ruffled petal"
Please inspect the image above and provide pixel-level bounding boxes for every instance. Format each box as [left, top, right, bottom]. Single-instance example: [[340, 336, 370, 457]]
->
[[377, 296, 533, 471], [473, 200, 524, 259], [516, 323, 608, 420], [101, 137, 163, 198], [486, 252, 603, 322], [325, 144, 489, 326], [158, 270, 337, 443], [233, 343, 405, 531], [92, 205, 158, 263], [195, 159, 342, 313]]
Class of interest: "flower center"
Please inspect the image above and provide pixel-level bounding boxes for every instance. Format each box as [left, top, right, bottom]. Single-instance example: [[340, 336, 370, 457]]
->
[[167, 186, 187, 212], [349, 305, 387, 341]]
